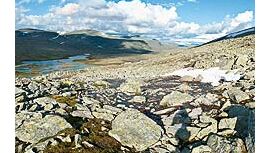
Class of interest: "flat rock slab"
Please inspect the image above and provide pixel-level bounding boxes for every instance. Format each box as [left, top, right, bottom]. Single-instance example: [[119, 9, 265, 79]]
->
[[109, 109, 162, 151], [160, 91, 194, 107], [16, 115, 72, 143]]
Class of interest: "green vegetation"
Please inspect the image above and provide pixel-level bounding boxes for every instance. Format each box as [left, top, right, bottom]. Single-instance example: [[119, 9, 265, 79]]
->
[[52, 95, 77, 107], [43, 119, 136, 153]]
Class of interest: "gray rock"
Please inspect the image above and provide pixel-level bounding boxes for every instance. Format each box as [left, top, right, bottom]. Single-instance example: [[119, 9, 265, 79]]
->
[[236, 55, 248, 67], [217, 129, 237, 137], [129, 96, 146, 103], [102, 105, 123, 115], [34, 97, 57, 106], [16, 102, 26, 112], [15, 112, 43, 129], [221, 101, 232, 111], [119, 80, 142, 95], [161, 110, 190, 126], [188, 107, 202, 119], [196, 114, 217, 139], [49, 87, 59, 95], [44, 103, 54, 111], [165, 124, 187, 139], [92, 112, 114, 121], [226, 105, 255, 149], [109, 109, 162, 151], [15, 87, 27, 97], [15, 87, 27, 102], [28, 82, 39, 93], [227, 88, 250, 103], [74, 134, 82, 148], [218, 117, 237, 130], [205, 93, 218, 103], [207, 134, 247, 153], [16, 95, 26, 103], [28, 104, 38, 111], [82, 141, 93, 148], [62, 92, 72, 97], [187, 126, 201, 142], [160, 91, 194, 107], [180, 75, 194, 82], [93, 80, 110, 89], [54, 108, 68, 116], [178, 83, 192, 92], [82, 96, 100, 105], [153, 107, 177, 115], [16, 115, 72, 143], [191, 145, 212, 153], [71, 110, 93, 119]]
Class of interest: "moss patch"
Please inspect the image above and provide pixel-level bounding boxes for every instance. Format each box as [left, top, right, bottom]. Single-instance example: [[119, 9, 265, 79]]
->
[[52, 95, 77, 107], [43, 118, 137, 153]]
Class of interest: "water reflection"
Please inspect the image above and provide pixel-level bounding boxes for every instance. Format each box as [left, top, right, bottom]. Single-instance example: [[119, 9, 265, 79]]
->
[[16, 55, 90, 76]]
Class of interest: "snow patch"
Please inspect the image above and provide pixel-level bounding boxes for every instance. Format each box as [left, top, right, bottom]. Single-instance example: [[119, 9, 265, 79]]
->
[[164, 67, 241, 86]]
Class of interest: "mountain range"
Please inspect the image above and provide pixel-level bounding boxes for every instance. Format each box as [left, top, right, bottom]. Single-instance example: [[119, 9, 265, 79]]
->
[[15, 27, 255, 64]]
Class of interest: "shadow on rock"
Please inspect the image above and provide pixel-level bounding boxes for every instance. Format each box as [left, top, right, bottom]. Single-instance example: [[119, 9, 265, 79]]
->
[[173, 108, 191, 152], [224, 105, 255, 153]]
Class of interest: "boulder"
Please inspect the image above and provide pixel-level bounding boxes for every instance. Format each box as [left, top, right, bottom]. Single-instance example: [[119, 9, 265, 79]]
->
[[15, 87, 27, 97], [28, 82, 39, 93], [15, 87, 27, 102], [188, 107, 202, 119], [15, 112, 43, 129], [218, 117, 237, 130], [93, 80, 110, 89], [92, 112, 115, 121], [235, 55, 248, 67], [207, 134, 247, 153], [165, 124, 188, 140], [187, 127, 201, 142], [227, 88, 250, 103], [109, 109, 162, 151], [178, 83, 192, 92], [119, 80, 142, 95], [160, 91, 194, 107], [16, 115, 72, 143], [161, 109, 191, 126], [129, 96, 146, 103], [196, 114, 217, 139], [191, 145, 212, 153]]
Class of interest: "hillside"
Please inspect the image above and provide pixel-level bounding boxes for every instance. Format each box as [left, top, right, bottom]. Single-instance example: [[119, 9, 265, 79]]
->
[[198, 27, 255, 47], [15, 33, 255, 153], [15, 28, 159, 64]]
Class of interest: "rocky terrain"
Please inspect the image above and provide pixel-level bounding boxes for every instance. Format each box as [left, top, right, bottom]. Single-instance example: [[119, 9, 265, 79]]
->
[[15, 34, 255, 153]]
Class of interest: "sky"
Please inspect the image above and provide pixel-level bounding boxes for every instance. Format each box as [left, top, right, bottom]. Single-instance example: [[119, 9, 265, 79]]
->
[[15, 0, 255, 45]]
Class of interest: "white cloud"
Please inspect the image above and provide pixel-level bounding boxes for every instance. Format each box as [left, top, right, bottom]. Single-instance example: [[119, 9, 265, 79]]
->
[[200, 11, 254, 35], [16, 0, 46, 5], [187, 0, 197, 3], [15, 0, 254, 44], [54, 3, 80, 15], [230, 11, 253, 27]]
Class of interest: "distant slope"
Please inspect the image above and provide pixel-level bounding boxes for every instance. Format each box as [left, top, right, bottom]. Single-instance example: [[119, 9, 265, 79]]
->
[[15, 28, 155, 64], [198, 27, 255, 47]]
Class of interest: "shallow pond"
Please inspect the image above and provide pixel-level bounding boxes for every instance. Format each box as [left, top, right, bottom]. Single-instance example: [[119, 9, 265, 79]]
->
[[15, 54, 91, 77]]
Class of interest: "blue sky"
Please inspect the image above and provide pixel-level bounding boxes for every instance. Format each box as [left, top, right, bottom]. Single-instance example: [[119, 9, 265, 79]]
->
[[15, 0, 255, 44]]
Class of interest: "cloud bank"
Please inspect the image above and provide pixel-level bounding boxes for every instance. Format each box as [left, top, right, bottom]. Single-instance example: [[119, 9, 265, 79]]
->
[[15, 0, 254, 44]]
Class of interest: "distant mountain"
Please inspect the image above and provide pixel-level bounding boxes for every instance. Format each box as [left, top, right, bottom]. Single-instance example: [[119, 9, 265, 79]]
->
[[198, 27, 255, 47], [16, 28, 158, 64]]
